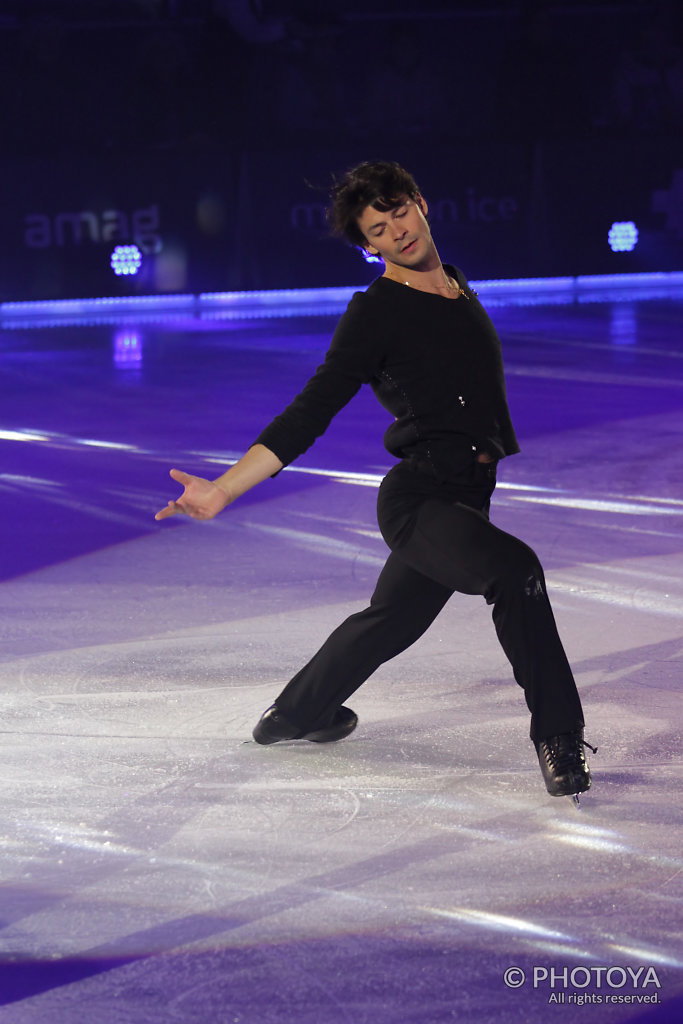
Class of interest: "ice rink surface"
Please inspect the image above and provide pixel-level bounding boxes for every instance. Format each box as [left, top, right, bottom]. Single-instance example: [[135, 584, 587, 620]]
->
[[1, 287, 682, 1022]]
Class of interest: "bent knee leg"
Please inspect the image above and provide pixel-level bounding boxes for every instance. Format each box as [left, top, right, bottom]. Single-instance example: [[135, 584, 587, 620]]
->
[[486, 539, 547, 604]]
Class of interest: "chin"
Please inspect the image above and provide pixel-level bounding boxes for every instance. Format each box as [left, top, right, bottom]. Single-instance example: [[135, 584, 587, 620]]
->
[[402, 255, 428, 271], [400, 243, 429, 266]]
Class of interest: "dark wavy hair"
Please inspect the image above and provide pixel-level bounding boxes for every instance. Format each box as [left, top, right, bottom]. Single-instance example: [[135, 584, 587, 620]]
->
[[328, 161, 421, 248]]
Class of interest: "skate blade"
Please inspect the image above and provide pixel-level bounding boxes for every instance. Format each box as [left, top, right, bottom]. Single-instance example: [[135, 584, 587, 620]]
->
[[570, 793, 582, 810]]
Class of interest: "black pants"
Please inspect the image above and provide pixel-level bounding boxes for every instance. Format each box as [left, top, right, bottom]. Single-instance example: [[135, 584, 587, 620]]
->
[[274, 459, 584, 743]]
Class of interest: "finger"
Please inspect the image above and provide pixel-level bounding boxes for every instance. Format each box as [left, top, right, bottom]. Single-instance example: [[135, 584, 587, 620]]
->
[[155, 501, 180, 521], [169, 468, 193, 485]]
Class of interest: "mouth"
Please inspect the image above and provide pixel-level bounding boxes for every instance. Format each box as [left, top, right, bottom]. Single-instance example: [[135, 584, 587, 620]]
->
[[400, 239, 417, 254]]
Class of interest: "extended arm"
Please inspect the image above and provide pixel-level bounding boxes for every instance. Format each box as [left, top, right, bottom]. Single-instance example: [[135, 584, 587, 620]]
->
[[154, 443, 283, 521], [156, 295, 376, 523]]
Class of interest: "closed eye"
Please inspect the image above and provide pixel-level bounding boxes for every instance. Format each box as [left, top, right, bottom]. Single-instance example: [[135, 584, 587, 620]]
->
[[368, 204, 408, 237]]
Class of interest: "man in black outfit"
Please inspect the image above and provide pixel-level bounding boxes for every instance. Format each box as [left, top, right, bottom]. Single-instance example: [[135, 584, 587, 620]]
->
[[156, 161, 594, 801]]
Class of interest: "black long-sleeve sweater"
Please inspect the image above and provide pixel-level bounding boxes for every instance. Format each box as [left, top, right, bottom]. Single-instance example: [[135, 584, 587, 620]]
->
[[254, 266, 520, 482]]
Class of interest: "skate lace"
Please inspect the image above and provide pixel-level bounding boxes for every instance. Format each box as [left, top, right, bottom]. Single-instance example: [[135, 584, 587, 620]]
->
[[545, 733, 598, 773]]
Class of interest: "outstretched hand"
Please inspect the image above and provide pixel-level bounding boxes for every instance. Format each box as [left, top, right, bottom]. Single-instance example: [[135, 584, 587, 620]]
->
[[155, 468, 231, 521]]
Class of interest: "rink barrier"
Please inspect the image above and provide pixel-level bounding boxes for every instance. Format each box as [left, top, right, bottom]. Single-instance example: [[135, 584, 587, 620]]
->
[[2, 272, 683, 326]]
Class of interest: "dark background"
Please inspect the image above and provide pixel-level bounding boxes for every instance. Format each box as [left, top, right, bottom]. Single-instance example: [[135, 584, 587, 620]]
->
[[1, 0, 681, 299]]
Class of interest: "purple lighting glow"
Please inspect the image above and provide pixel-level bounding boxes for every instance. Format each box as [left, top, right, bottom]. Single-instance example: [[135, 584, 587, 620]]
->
[[113, 329, 143, 367]]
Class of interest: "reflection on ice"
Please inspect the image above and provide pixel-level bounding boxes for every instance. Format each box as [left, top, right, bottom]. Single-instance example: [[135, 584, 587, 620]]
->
[[608, 945, 683, 969], [0, 428, 50, 443], [550, 833, 631, 854], [422, 906, 574, 942], [512, 494, 682, 516]]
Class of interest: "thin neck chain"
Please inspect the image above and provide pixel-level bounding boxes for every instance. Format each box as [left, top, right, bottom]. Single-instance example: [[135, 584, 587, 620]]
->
[[386, 272, 469, 300]]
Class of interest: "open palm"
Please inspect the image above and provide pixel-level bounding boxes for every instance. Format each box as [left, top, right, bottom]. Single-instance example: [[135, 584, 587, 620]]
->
[[155, 468, 230, 521]]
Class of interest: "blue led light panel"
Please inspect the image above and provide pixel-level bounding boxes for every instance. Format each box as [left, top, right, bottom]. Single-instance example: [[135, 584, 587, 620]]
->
[[608, 222, 638, 253], [110, 244, 143, 276]]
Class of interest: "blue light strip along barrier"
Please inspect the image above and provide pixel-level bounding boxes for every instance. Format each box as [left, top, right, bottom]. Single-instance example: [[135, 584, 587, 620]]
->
[[197, 286, 362, 321], [1, 294, 195, 318], [575, 271, 683, 288], [2, 272, 682, 326]]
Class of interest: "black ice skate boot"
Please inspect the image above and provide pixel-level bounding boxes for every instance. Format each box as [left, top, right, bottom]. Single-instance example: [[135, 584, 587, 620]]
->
[[252, 704, 358, 745], [536, 730, 597, 808]]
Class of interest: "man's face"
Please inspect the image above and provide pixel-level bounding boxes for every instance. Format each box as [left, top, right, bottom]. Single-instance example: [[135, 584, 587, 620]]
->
[[357, 195, 434, 270]]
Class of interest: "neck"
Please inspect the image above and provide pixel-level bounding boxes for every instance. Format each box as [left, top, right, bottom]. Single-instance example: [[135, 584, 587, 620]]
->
[[382, 256, 468, 300], [383, 251, 446, 288], [384, 261, 452, 290]]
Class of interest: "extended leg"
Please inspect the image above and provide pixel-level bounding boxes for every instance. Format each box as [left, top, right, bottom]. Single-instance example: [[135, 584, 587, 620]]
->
[[266, 552, 453, 736]]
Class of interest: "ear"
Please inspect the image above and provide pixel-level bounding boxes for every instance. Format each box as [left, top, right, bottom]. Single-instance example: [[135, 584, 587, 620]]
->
[[365, 243, 379, 255], [416, 193, 428, 217]]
